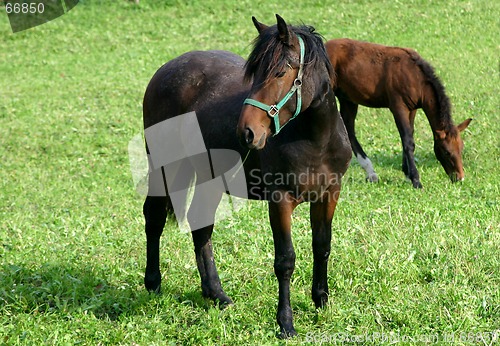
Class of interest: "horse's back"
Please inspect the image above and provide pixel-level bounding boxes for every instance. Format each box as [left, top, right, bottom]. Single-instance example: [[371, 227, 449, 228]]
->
[[143, 50, 247, 129], [325, 38, 426, 107]]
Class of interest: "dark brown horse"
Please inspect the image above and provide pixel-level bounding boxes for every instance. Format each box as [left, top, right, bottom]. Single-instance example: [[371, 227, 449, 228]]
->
[[325, 38, 472, 188], [142, 15, 350, 338]]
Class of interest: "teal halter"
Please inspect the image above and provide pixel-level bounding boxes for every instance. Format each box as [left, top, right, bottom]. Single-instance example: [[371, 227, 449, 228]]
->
[[243, 35, 305, 135]]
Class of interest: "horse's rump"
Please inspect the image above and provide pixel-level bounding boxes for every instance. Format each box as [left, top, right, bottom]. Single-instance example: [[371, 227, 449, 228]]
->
[[143, 50, 248, 129]]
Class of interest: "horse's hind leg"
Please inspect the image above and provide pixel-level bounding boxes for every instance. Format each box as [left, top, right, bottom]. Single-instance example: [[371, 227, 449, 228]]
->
[[143, 194, 170, 293], [191, 223, 233, 307], [339, 99, 378, 182], [142, 143, 180, 293], [309, 185, 340, 308], [188, 186, 232, 307]]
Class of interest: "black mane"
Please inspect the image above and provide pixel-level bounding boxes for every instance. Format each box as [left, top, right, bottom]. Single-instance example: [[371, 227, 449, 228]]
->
[[409, 52, 454, 131], [245, 24, 334, 86]]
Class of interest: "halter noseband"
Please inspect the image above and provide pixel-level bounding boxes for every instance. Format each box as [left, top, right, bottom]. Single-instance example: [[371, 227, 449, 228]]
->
[[243, 35, 305, 136]]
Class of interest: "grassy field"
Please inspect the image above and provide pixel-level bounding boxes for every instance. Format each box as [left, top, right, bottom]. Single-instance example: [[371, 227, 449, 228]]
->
[[1, 0, 499, 345]]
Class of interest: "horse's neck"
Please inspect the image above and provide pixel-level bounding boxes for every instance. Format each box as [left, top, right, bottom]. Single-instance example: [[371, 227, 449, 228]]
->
[[307, 90, 340, 146], [421, 82, 452, 134]]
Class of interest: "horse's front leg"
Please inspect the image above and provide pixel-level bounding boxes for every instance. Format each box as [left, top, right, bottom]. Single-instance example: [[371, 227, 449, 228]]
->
[[268, 193, 298, 338], [188, 186, 232, 307], [392, 105, 422, 188], [402, 110, 417, 178], [309, 185, 340, 308]]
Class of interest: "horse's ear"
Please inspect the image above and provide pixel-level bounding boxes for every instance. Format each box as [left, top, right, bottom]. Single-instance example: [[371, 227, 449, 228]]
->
[[276, 14, 291, 45], [457, 118, 472, 132], [252, 16, 268, 34], [435, 130, 447, 140]]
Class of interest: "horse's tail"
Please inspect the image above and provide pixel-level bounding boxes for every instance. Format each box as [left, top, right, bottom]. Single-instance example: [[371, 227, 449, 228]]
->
[[407, 49, 453, 129]]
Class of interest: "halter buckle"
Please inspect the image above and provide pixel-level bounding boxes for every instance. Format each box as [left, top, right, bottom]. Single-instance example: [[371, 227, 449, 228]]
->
[[293, 78, 302, 87], [267, 105, 279, 118]]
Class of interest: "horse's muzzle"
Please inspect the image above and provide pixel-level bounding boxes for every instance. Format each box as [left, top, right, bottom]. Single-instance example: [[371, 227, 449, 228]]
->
[[239, 127, 266, 150], [450, 171, 465, 182]]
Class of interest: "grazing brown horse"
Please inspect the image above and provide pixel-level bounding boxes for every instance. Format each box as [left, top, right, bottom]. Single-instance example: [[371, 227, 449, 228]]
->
[[325, 38, 472, 188], [142, 15, 350, 338]]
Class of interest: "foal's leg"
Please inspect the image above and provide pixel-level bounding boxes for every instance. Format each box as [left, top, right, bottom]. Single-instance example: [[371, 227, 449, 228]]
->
[[339, 99, 378, 182], [391, 105, 422, 188], [402, 110, 417, 177], [268, 194, 298, 338], [309, 185, 340, 308]]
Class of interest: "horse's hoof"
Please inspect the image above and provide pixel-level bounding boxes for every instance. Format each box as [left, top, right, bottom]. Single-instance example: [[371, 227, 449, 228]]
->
[[144, 272, 162, 294], [203, 289, 234, 309], [405, 176, 423, 189], [312, 289, 329, 308], [278, 327, 297, 339], [146, 283, 161, 294], [216, 295, 234, 309], [365, 173, 379, 183]]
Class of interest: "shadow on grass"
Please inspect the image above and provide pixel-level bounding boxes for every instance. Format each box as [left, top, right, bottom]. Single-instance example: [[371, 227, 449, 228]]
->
[[0, 260, 219, 321], [359, 150, 440, 170], [172, 289, 223, 310], [0, 262, 152, 321]]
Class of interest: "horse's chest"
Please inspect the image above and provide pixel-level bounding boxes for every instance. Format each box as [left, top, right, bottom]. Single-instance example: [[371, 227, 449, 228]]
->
[[288, 164, 339, 200], [261, 155, 339, 201]]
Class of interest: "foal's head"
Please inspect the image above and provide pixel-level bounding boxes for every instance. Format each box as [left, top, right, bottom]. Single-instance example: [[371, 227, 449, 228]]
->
[[237, 14, 334, 149], [434, 118, 472, 182]]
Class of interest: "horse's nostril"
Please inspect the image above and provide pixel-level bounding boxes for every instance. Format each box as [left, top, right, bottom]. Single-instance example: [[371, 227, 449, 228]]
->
[[245, 127, 254, 145]]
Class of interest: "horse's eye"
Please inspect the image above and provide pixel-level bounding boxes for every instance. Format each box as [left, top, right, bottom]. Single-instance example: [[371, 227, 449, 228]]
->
[[275, 71, 286, 78]]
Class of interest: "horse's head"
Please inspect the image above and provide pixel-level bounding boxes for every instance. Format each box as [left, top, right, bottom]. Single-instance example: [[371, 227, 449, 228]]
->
[[433, 118, 472, 182], [237, 14, 334, 149]]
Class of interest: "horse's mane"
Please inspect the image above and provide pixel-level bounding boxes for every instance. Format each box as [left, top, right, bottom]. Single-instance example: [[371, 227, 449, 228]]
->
[[406, 50, 454, 132], [245, 24, 334, 86]]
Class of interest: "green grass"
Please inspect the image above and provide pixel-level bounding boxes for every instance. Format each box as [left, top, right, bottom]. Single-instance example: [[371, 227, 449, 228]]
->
[[1, 0, 499, 345]]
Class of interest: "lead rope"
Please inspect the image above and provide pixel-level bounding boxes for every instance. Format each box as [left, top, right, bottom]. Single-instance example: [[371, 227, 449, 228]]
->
[[230, 149, 251, 181]]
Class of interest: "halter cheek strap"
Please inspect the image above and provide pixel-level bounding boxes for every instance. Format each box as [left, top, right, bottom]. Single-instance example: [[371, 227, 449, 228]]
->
[[243, 35, 305, 135]]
